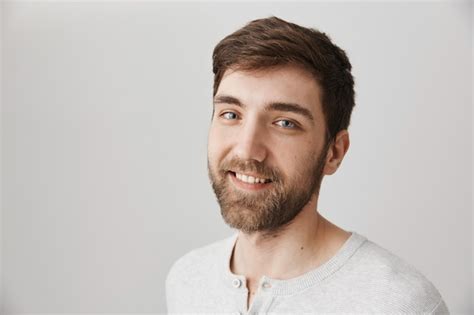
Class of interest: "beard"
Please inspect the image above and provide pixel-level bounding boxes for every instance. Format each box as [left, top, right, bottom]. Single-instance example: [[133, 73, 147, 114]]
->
[[208, 141, 329, 234]]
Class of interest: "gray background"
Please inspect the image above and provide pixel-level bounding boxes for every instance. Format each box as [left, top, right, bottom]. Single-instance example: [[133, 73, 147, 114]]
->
[[1, 1, 472, 314]]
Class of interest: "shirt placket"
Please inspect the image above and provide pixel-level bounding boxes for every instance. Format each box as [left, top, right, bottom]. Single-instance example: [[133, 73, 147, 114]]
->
[[246, 277, 274, 315], [230, 276, 249, 315]]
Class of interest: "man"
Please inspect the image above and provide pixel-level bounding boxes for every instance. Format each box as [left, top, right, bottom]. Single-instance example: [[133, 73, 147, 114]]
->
[[166, 16, 449, 314]]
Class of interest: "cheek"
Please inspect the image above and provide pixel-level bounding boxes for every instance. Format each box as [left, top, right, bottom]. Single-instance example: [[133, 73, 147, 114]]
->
[[277, 140, 317, 176], [207, 125, 228, 164]]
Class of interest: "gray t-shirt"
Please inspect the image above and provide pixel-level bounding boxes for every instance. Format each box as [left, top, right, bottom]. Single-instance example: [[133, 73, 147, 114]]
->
[[166, 232, 449, 314]]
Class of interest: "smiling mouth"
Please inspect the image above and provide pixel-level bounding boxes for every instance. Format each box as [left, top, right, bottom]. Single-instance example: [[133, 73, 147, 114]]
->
[[228, 171, 273, 185]]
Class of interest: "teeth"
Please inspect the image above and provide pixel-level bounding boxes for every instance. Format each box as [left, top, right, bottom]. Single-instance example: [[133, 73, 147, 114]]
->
[[234, 172, 269, 184]]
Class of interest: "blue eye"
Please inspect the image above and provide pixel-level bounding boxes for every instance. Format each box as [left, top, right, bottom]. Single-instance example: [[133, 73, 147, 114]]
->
[[275, 119, 296, 129], [222, 112, 238, 120]]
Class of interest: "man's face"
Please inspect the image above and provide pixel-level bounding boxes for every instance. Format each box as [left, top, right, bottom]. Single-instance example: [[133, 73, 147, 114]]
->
[[207, 65, 330, 234]]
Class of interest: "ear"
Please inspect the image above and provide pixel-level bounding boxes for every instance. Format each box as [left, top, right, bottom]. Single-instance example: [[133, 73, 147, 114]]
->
[[323, 130, 350, 175]]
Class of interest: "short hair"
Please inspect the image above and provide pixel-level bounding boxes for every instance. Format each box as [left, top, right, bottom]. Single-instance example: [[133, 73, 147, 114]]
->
[[212, 16, 355, 144]]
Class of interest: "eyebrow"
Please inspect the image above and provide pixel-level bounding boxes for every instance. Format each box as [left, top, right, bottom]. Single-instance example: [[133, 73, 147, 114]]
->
[[213, 94, 315, 122]]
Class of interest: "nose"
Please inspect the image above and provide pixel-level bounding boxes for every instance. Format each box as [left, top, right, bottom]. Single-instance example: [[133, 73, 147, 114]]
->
[[233, 119, 268, 162]]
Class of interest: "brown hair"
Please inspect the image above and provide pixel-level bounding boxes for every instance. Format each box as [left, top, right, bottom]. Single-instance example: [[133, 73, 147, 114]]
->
[[212, 16, 355, 144]]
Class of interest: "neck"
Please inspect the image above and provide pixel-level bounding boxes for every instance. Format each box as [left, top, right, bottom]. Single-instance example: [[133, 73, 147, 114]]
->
[[231, 195, 347, 282]]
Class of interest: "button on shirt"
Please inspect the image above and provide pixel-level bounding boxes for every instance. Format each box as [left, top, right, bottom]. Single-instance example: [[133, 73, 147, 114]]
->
[[232, 278, 242, 288]]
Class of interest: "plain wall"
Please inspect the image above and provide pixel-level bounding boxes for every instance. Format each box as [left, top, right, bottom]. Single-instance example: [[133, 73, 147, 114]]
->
[[2, 1, 472, 314]]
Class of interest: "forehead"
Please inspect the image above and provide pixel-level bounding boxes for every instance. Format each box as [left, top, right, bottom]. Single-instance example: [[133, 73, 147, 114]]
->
[[216, 65, 323, 115]]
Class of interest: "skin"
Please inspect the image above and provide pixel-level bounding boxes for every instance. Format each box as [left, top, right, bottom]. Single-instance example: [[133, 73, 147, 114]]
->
[[207, 64, 351, 310]]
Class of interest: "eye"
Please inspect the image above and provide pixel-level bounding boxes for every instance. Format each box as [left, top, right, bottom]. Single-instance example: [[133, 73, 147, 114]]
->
[[221, 111, 239, 120], [275, 119, 297, 129]]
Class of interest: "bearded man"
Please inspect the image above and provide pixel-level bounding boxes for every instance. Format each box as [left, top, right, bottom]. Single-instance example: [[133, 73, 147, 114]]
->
[[166, 16, 449, 314]]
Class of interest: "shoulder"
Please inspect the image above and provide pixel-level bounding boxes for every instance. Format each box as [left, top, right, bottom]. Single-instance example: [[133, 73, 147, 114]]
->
[[165, 234, 236, 312], [165, 234, 234, 289], [345, 235, 448, 313]]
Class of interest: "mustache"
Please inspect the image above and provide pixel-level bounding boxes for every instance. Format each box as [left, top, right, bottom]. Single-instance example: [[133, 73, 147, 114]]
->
[[220, 157, 281, 181]]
